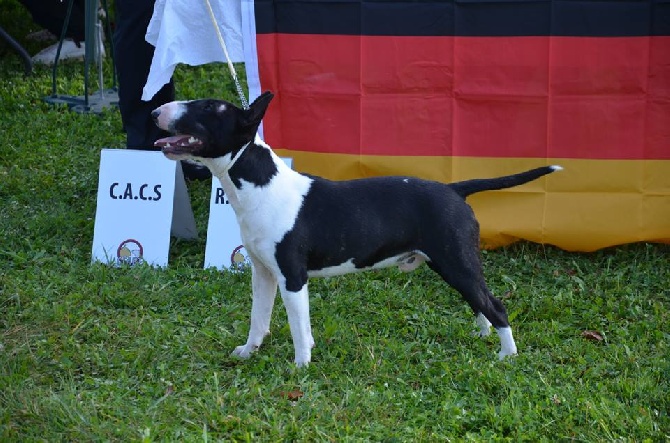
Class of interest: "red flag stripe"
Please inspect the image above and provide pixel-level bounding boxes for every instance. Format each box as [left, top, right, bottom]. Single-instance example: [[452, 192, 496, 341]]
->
[[257, 34, 670, 160]]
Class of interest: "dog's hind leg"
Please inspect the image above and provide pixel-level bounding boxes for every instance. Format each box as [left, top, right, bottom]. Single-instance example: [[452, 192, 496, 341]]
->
[[279, 282, 314, 367], [232, 259, 278, 360], [475, 312, 493, 337], [427, 257, 517, 360]]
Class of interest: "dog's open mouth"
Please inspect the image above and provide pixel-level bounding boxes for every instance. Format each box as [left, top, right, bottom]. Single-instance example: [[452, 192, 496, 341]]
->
[[154, 134, 203, 155]]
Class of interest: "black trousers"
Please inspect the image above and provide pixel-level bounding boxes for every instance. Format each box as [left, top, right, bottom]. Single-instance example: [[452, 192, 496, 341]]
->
[[113, 0, 173, 149]]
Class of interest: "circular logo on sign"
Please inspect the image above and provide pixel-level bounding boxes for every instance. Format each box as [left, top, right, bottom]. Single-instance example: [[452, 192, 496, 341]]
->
[[230, 245, 251, 271], [117, 239, 144, 266]]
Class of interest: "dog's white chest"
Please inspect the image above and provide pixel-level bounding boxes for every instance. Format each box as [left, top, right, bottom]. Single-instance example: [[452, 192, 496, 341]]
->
[[233, 166, 312, 263]]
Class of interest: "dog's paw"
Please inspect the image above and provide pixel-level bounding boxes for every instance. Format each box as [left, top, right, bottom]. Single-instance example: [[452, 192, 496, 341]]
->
[[293, 348, 312, 368], [231, 344, 258, 359], [474, 313, 492, 337], [294, 358, 310, 368], [496, 327, 517, 360], [498, 349, 518, 361]]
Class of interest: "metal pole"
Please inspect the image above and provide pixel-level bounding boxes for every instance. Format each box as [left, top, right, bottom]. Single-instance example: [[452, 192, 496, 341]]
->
[[51, 0, 76, 97]]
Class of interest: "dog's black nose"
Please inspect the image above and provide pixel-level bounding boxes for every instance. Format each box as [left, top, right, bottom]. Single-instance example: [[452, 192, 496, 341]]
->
[[151, 109, 160, 122]]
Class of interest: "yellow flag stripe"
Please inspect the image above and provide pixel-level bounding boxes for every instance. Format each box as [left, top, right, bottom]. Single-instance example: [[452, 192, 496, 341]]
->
[[273, 150, 670, 251]]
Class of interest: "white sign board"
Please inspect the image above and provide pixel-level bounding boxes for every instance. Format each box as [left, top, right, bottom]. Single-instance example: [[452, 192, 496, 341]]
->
[[91, 149, 197, 267], [204, 158, 292, 270]]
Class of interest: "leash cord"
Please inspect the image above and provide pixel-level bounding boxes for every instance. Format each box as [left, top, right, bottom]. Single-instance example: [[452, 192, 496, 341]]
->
[[203, 0, 249, 109]]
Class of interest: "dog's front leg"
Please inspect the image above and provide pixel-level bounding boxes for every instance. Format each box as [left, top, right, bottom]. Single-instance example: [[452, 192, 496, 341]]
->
[[232, 260, 278, 359], [279, 283, 314, 367]]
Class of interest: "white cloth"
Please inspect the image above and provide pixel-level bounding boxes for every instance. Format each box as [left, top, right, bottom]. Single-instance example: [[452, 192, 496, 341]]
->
[[142, 0, 247, 101]]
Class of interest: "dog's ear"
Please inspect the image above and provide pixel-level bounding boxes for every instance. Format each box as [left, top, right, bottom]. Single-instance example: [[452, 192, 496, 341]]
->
[[238, 91, 274, 140], [248, 91, 274, 111]]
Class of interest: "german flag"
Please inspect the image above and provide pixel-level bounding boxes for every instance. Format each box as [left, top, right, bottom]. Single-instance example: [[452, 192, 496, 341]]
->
[[245, 0, 670, 251]]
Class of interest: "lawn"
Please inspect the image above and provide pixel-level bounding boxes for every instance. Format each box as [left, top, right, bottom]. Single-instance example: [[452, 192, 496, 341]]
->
[[1, 4, 669, 441]]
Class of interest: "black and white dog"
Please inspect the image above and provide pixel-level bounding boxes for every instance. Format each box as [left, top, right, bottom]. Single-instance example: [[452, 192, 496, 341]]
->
[[152, 92, 561, 366]]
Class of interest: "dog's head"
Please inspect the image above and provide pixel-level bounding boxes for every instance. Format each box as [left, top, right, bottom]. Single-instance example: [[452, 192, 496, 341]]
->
[[151, 91, 274, 161]]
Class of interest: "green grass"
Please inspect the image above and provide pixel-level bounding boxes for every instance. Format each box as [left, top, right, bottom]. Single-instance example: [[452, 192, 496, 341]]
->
[[1, 5, 669, 441]]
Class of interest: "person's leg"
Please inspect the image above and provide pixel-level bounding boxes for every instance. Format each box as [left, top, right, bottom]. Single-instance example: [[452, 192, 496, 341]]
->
[[113, 0, 174, 150]]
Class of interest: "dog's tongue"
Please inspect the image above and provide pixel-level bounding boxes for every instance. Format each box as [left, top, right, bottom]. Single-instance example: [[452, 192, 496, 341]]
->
[[154, 134, 201, 148]]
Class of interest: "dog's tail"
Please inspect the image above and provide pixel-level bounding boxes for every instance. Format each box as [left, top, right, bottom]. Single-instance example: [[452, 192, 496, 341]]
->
[[449, 165, 562, 199]]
